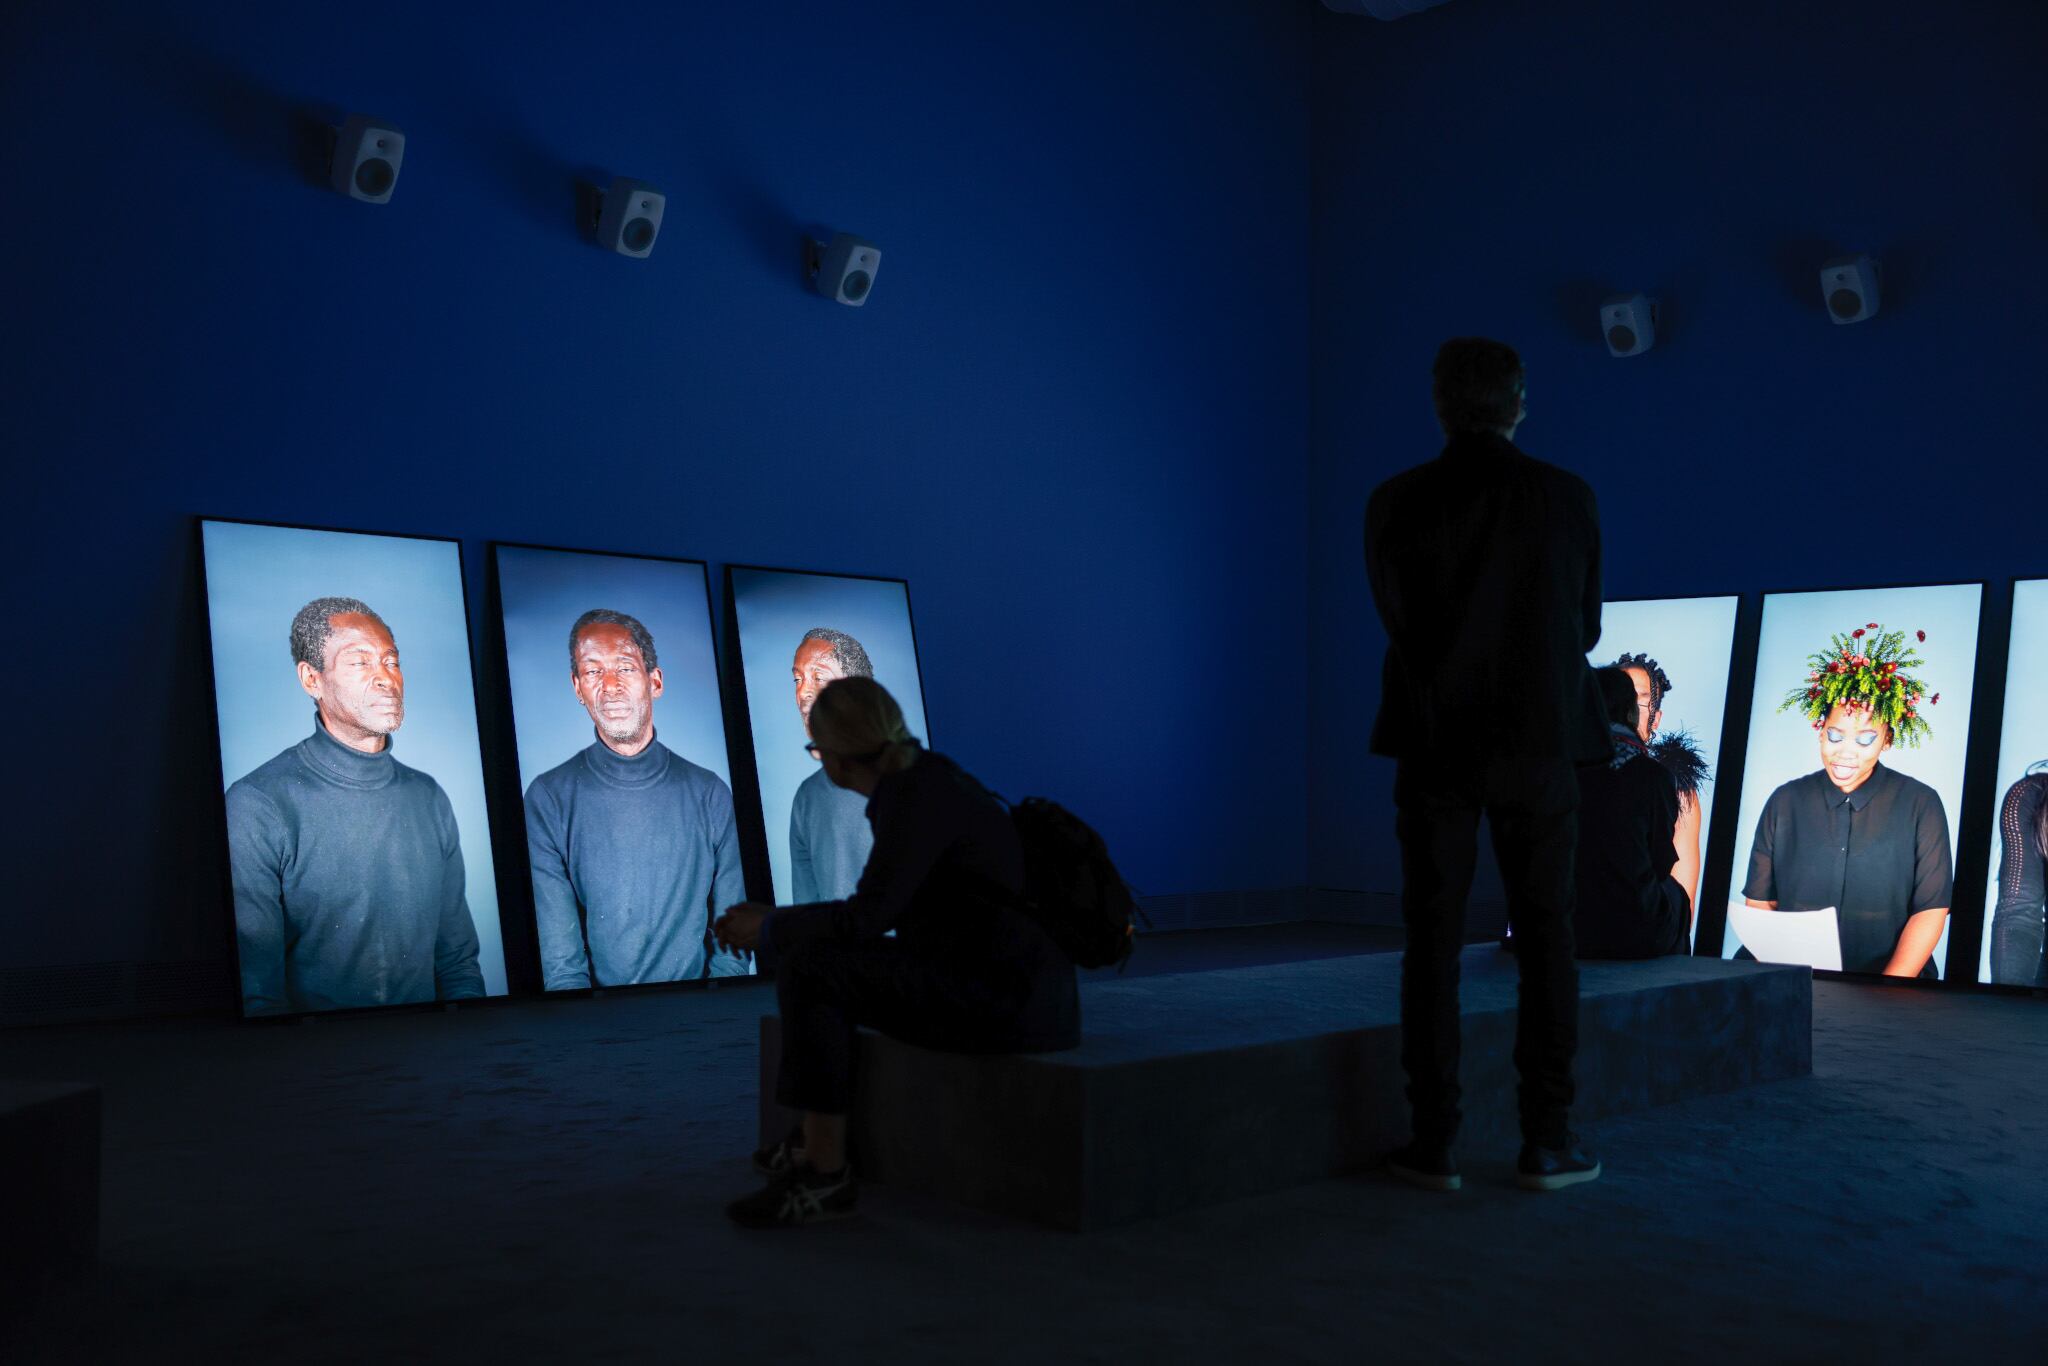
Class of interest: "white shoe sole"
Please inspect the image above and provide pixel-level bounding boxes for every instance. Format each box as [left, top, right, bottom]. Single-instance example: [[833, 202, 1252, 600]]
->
[[1517, 1161, 1601, 1191]]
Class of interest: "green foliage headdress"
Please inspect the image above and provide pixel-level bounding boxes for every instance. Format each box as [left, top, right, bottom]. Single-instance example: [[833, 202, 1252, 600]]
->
[[1779, 622, 1940, 748]]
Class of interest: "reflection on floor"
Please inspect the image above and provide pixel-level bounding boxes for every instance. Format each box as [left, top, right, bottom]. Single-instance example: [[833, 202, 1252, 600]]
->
[[2, 920, 2043, 1363]]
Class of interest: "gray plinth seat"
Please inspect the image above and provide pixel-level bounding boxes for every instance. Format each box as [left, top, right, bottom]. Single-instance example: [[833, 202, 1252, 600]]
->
[[0, 1080, 100, 1301], [757, 947, 1811, 1230]]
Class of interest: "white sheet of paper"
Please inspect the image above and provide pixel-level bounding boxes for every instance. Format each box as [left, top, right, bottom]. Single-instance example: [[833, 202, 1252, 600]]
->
[[1728, 902, 1842, 972]]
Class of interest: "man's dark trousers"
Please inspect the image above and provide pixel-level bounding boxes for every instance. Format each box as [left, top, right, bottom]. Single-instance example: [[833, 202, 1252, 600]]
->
[[1396, 755, 1579, 1152]]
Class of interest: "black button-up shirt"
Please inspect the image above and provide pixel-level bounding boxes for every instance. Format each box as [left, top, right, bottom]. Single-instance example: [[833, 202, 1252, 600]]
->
[[1742, 764, 1953, 975]]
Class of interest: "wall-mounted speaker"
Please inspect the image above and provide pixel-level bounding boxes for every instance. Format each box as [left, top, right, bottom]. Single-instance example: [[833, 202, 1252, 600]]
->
[[807, 233, 881, 306], [596, 179, 665, 258], [330, 115, 404, 204], [1821, 253, 1881, 324], [1600, 293, 1658, 357]]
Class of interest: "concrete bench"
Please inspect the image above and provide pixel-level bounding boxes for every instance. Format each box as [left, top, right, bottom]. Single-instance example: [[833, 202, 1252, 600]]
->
[[758, 948, 1811, 1230], [0, 1080, 101, 1305]]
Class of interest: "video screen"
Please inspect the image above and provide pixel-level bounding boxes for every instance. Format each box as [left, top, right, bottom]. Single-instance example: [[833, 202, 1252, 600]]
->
[[200, 520, 508, 1017], [728, 567, 930, 905], [1588, 596, 1739, 951], [1724, 584, 1983, 978], [1980, 578, 2048, 987], [495, 545, 750, 990]]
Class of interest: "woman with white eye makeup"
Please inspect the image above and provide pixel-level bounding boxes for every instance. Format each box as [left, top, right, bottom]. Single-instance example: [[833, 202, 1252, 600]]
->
[[1742, 624, 1952, 977]]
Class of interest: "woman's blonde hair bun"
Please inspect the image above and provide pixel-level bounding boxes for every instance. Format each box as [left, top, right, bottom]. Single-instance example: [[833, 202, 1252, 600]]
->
[[809, 676, 921, 775]]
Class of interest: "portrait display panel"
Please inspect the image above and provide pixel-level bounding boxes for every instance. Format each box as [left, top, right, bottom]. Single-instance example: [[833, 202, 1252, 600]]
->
[[495, 545, 750, 990], [728, 567, 930, 906], [1589, 596, 1739, 950], [200, 520, 508, 1016], [1979, 578, 2048, 987], [1723, 584, 1983, 979]]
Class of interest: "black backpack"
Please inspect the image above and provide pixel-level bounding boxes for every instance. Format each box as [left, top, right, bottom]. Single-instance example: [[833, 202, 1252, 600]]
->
[[1007, 797, 1144, 969]]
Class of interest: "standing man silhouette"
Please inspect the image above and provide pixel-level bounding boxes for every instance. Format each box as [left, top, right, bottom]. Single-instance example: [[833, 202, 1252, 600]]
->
[[1365, 337, 1609, 1191]]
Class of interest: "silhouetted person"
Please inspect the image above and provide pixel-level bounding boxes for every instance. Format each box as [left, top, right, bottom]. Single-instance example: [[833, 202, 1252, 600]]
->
[[1574, 667, 1688, 960], [712, 678, 1078, 1227], [1366, 337, 1607, 1192]]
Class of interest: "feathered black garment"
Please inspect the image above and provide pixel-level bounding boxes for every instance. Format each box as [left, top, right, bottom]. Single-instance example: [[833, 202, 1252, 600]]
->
[[1651, 730, 1709, 801]]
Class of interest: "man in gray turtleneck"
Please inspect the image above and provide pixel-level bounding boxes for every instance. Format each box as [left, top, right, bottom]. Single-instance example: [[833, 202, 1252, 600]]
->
[[524, 609, 748, 989], [788, 628, 876, 903], [227, 597, 485, 1016]]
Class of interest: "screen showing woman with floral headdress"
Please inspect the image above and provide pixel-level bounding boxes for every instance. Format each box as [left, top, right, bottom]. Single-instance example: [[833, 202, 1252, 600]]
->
[[1730, 585, 1983, 978]]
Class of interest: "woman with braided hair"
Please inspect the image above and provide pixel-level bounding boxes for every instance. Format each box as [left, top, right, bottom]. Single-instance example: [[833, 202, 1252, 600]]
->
[[1612, 652, 1711, 925]]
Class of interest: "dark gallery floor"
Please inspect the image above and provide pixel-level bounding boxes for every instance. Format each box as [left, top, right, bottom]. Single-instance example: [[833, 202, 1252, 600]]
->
[[2, 922, 2042, 1364]]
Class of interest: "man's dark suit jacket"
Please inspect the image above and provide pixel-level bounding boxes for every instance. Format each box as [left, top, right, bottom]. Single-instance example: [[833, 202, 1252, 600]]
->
[[1365, 430, 1608, 764]]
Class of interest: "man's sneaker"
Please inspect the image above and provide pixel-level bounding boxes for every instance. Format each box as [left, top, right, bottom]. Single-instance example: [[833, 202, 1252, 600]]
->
[[1516, 1140, 1601, 1191], [750, 1128, 805, 1178], [725, 1163, 858, 1228], [1385, 1142, 1461, 1192]]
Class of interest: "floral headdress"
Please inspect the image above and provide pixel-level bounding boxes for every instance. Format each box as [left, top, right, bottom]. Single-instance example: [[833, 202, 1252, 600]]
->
[[1779, 622, 1940, 748]]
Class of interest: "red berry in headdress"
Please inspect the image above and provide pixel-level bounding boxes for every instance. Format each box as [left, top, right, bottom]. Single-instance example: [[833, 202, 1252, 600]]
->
[[1853, 628, 1866, 639], [1916, 630, 1926, 642]]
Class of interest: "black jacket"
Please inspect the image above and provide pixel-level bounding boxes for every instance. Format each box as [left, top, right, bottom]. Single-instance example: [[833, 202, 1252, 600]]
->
[[1575, 729, 1687, 959], [1365, 431, 1608, 763], [766, 750, 1078, 1045]]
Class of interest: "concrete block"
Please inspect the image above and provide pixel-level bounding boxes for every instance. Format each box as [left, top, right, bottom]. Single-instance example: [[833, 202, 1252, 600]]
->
[[759, 949, 1811, 1229], [0, 1080, 101, 1305]]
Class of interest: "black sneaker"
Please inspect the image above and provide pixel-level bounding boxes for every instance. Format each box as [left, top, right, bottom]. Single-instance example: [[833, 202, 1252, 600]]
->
[[1517, 1139, 1601, 1191], [726, 1163, 858, 1228], [1386, 1142, 1461, 1192], [750, 1128, 806, 1178]]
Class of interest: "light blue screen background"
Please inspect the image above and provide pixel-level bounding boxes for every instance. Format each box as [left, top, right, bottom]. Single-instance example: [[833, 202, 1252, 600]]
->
[[495, 547, 730, 796], [1723, 584, 1982, 975], [200, 521, 507, 997], [1980, 579, 2048, 983], [1591, 595, 1739, 950], [730, 569, 929, 905]]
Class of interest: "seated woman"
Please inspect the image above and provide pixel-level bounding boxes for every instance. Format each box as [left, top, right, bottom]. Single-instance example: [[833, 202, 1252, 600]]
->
[[1574, 667, 1689, 960], [1990, 762, 2048, 987], [713, 676, 1079, 1227]]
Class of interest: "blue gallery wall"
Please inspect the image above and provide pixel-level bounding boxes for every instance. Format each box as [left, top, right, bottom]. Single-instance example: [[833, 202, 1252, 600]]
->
[[1307, 0, 2048, 897], [0, 1, 1311, 988]]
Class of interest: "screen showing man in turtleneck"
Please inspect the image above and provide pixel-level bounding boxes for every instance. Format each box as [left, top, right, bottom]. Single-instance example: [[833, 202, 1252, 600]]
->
[[226, 596, 485, 1016], [524, 609, 748, 989], [788, 628, 877, 904]]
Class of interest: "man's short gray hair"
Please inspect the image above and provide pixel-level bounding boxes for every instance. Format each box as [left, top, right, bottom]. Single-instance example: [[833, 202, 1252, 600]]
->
[[570, 608, 658, 672], [800, 627, 873, 678], [290, 597, 390, 670]]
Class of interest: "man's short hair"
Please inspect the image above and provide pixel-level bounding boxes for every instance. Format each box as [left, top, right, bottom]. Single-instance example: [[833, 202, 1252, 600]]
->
[[290, 597, 390, 671], [1594, 666, 1638, 728], [1432, 337, 1525, 435], [570, 609, 658, 672], [800, 627, 873, 678]]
